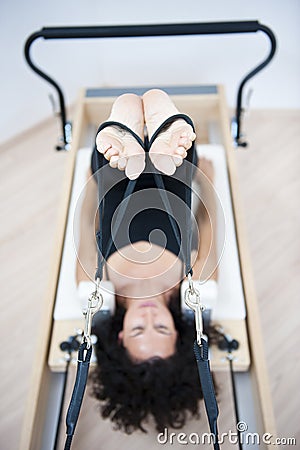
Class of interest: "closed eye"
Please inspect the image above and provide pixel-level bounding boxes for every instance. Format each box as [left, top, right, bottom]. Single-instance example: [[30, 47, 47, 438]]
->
[[130, 326, 144, 337], [129, 325, 172, 337], [154, 325, 172, 335]]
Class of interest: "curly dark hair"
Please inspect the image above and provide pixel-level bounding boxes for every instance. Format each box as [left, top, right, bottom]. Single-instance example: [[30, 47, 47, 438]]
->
[[90, 290, 212, 434]]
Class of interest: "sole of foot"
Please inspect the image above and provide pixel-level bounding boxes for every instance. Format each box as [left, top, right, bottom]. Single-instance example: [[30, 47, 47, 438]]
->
[[96, 126, 145, 180], [149, 119, 196, 175]]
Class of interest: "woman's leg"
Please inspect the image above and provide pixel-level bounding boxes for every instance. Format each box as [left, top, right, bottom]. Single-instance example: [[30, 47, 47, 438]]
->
[[143, 89, 196, 175], [96, 93, 145, 180]]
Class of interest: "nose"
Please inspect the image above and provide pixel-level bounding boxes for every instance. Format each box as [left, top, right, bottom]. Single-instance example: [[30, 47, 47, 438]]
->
[[140, 306, 158, 325]]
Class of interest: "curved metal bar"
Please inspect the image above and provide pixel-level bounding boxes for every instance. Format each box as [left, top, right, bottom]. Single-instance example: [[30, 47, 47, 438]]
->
[[24, 31, 69, 150], [24, 21, 276, 149], [235, 24, 277, 146]]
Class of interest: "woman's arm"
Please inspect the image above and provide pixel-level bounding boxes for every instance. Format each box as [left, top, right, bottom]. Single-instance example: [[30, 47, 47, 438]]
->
[[191, 158, 218, 281], [76, 169, 99, 284]]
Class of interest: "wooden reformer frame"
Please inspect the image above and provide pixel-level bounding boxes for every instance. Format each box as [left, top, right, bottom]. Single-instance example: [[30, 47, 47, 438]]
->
[[20, 85, 278, 449], [21, 22, 278, 449]]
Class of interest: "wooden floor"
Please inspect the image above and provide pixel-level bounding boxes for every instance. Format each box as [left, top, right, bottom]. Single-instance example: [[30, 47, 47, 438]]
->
[[0, 109, 299, 449]]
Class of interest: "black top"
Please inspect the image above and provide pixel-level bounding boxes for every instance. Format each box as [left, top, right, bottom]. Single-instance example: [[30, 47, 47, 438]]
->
[[91, 114, 199, 264], [91, 148, 198, 263]]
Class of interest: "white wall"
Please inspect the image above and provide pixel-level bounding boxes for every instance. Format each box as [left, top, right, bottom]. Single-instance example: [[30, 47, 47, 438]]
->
[[0, 0, 299, 145]]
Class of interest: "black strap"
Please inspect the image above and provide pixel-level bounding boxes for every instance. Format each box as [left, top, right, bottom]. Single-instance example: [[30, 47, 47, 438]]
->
[[95, 145, 105, 281], [152, 173, 185, 264], [64, 343, 92, 449], [64, 126, 140, 449], [148, 113, 196, 276], [151, 117, 220, 448], [148, 113, 195, 148], [96, 120, 145, 149], [94, 120, 144, 280], [98, 178, 137, 266], [194, 339, 220, 450]]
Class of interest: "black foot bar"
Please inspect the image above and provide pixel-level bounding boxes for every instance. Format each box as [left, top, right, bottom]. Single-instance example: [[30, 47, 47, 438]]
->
[[24, 21, 276, 150]]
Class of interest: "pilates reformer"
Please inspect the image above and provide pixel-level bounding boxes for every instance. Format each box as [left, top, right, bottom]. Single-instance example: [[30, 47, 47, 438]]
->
[[21, 22, 277, 450]]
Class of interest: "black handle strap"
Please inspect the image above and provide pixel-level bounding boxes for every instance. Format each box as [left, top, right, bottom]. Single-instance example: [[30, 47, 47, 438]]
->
[[64, 343, 93, 449], [194, 339, 220, 450], [148, 113, 195, 148], [96, 121, 146, 149], [95, 177, 137, 280], [150, 129, 220, 449], [94, 120, 144, 280], [149, 113, 196, 276]]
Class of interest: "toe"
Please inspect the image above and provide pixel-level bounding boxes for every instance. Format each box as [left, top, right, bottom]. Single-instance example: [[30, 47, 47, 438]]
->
[[173, 155, 183, 167], [109, 155, 119, 168], [178, 128, 196, 149], [97, 141, 112, 154], [125, 154, 145, 180], [105, 148, 119, 160], [118, 157, 127, 170], [175, 146, 186, 156], [150, 153, 176, 176], [178, 136, 189, 147]]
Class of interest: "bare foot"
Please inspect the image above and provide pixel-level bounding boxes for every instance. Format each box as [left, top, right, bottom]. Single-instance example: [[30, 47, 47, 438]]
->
[[96, 94, 145, 180], [143, 89, 196, 175]]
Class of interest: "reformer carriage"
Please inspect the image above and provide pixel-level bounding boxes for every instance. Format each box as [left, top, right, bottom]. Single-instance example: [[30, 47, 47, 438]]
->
[[21, 22, 277, 450]]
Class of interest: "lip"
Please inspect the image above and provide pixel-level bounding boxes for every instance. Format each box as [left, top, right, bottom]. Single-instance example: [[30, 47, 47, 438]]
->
[[139, 301, 158, 308]]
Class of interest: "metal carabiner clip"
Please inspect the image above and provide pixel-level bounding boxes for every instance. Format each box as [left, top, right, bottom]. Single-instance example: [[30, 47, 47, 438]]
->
[[184, 274, 206, 346], [83, 278, 103, 349]]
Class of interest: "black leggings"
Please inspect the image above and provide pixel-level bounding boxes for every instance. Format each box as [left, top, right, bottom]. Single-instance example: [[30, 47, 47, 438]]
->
[[91, 144, 199, 262]]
